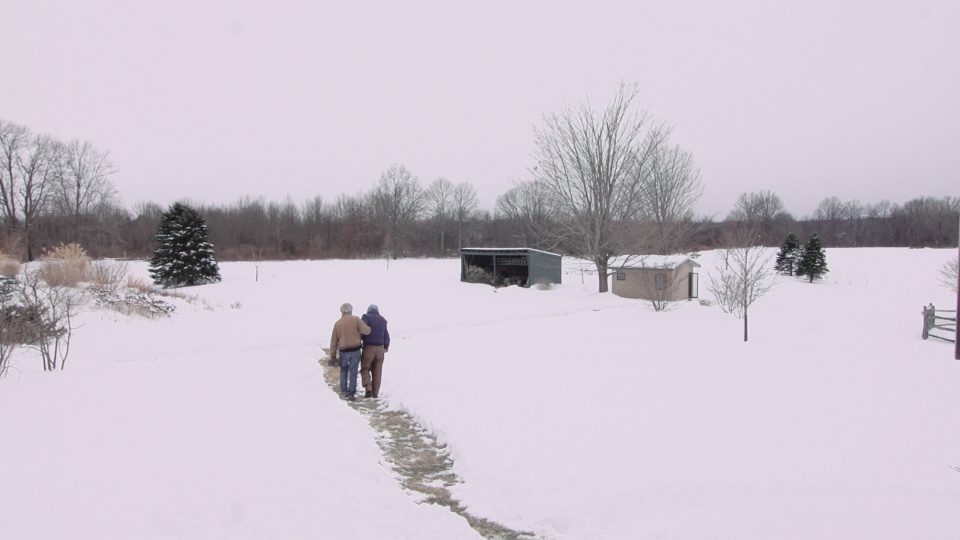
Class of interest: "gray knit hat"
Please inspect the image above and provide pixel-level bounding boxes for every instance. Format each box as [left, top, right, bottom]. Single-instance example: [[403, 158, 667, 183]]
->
[[367, 304, 379, 313], [340, 303, 353, 314]]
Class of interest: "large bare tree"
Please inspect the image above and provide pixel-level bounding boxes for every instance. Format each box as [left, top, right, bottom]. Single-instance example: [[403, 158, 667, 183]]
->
[[51, 139, 116, 243], [641, 143, 703, 253], [17, 135, 58, 260], [533, 83, 665, 292], [496, 180, 555, 248], [0, 119, 29, 231], [451, 181, 478, 251], [727, 190, 793, 245], [373, 164, 424, 258], [425, 177, 454, 254]]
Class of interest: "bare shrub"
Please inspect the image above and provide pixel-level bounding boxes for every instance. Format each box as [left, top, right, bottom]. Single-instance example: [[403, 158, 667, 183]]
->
[[40, 243, 90, 287], [13, 269, 84, 371], [633, 269, 688, 312], [0, 278, 25, 377], [89, 260, 128, 293], [940, 256, 958, 293], [535, 279, 554, 291]]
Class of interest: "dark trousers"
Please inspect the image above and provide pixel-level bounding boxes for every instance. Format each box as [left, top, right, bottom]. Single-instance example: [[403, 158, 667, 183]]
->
[[360, 345, 385, 397]]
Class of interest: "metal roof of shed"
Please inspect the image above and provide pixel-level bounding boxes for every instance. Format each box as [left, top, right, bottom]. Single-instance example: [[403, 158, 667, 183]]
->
[[461, 247, 561, 257]]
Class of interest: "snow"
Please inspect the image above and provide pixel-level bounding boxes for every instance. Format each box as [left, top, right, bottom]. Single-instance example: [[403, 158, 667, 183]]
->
[[2, 248, 959, 539]]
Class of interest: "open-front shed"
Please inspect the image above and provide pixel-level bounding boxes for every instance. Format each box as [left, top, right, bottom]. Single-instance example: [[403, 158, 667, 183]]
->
[[460, 247, 562, 287], [611, 255, 700, 301]]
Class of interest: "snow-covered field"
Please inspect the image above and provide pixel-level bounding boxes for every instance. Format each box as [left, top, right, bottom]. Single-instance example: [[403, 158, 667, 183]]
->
[[1, 248, 958, 539]]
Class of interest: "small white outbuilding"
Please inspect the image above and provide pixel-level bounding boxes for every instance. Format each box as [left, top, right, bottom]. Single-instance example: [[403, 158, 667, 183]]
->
[[611, 255, 700, 301]]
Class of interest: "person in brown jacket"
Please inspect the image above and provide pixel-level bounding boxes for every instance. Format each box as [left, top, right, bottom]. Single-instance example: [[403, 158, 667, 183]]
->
[[360, 304, 389, 398], [330, 303, 370, 401]]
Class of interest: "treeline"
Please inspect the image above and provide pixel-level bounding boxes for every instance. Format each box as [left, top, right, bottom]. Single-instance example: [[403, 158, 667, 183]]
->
[[712, 190, 958, 249], [63, 187, 960, 261], [2, 118, 957, 262]]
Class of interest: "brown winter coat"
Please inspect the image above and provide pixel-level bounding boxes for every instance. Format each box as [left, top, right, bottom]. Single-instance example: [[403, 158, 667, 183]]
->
[[330, 315, 371, 359]]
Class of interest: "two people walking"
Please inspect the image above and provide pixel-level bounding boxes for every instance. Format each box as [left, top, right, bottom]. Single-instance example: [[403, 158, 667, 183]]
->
[[329, 303, 390, 401]]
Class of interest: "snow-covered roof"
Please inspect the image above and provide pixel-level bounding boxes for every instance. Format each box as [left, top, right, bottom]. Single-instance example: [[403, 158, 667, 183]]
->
[[461, 247, 561, 257], [611, 254, 700, 270]]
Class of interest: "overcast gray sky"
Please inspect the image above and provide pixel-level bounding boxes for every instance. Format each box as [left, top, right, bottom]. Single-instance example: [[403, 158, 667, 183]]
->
[[2, 0, 957, 218]]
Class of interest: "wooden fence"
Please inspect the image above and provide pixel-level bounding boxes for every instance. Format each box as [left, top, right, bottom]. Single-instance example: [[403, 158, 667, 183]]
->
[[922, 304, 957, 343]]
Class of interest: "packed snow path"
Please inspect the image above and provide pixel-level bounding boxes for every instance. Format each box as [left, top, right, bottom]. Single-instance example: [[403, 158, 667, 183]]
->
[[320, 351, 537, 540]]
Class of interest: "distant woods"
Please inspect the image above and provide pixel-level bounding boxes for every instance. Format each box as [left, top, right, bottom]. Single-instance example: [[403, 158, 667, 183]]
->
[[0, 119, 116, 260], [1, 116, 956, 262]]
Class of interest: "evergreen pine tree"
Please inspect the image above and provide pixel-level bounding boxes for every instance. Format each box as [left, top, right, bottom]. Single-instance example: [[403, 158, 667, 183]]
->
[[774, 233, 801, 275], [149, 203, 221, 287], [796, 233, 828, 282]]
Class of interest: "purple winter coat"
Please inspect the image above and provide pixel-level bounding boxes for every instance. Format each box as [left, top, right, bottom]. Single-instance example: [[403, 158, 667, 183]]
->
[[361, 309, 390, 349]]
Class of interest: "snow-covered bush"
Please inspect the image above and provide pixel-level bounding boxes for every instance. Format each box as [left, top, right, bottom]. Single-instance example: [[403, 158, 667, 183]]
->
[[91, 287, 176, 318], [39, 243, 91, 287]]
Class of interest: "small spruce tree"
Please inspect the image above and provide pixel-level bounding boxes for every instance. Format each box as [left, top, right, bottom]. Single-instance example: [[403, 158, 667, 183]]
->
[[796, 234, 828, 282], [149, 203, 221, 287], [774, 233, 801, 275]]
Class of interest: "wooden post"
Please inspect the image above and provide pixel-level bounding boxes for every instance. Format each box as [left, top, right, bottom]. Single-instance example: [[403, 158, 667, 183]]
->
[[922, 304, 930, 340]]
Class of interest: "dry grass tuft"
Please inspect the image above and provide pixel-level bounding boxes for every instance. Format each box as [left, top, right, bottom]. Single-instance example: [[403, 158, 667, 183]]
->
[[0, 250, 21, 278], [40, 243, 91, 287], [126, 275, 156, 294]]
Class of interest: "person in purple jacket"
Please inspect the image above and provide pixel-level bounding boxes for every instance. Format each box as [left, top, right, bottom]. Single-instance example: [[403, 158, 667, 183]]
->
[[360, 304, 390, 398]]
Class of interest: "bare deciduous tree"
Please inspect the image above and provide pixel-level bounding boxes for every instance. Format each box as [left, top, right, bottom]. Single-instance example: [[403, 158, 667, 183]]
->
[[51, 139, 116, 243], [709, 226, 777, 342], [0, 119, 30, 231], [533, 83, 666, 292], [727, 190, 792, 244], [496, 180, 555, 248], [641, 144, 703, 253], [373, 164, 424, 258], [17, 135, 58, 260], [426, 177, 454, 255], [451, 181, 478, 251]]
